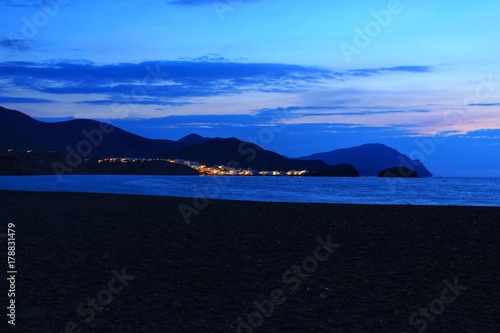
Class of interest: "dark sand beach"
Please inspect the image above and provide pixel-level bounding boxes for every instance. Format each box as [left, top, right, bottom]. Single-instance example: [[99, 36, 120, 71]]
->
[[2, 189, 499, 332]]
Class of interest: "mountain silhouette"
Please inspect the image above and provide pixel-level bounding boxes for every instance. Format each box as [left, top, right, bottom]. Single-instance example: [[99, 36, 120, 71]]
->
[[0, 151, 198, 176], [0, 106, 326, 173], [176, 133, 210, 146], [0, 106, 432, 176], [299, 143, 432, 177], [171, 137, 327, 171], [0, 106, 179, 157]]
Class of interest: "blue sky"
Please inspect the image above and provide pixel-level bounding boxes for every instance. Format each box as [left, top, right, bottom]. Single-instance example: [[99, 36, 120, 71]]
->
[[1, 0, 500, 176]]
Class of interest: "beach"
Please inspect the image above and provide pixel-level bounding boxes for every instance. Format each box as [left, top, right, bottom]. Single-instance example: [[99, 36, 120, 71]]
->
[[2, 189, 499, 332]]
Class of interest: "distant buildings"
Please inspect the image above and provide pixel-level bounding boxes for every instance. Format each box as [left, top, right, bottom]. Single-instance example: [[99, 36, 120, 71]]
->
[[96, 157, 310, 176]]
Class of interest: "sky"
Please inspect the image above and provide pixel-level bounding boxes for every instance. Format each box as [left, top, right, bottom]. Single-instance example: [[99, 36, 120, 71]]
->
[[1, 0, 499, 176]]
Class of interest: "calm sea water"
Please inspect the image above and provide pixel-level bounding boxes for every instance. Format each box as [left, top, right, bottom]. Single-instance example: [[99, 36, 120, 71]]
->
[[0, 175, 499, 207]]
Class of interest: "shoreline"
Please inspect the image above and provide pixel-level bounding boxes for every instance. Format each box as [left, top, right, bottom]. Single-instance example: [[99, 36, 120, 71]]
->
[[2, 190, 499, 332], [0, 187, 499, 209]]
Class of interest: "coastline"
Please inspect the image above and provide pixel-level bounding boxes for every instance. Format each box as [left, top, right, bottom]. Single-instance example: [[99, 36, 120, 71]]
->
[[2, 189, 499, 332], [1, 175, 500, 208]]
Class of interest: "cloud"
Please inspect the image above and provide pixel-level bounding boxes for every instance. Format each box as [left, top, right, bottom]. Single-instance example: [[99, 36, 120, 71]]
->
[[0, 96, 54, 103], [468, 103, 500, 107], [78, 99, 192, 107], [0, 60, 337, 104], [96, 116, 424, 156], [0, 60, 435, 108], [34, 116, 75, 122], [168, 0, 260, 6], [304, 110, 429, 117], [179, 53, 229, 62], [101, 115, 420, 136], [347, 65, 434, 77], [0, 0, 34, 6], [459, 128, 500, 138], [0, 0, 59, 7], [255, 105, 430, 118], [386, 66, 433, 73], [0, 38, 30, 52]]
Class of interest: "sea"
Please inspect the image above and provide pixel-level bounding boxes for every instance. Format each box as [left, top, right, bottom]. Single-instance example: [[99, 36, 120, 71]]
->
[[0, 175, 499, 207]]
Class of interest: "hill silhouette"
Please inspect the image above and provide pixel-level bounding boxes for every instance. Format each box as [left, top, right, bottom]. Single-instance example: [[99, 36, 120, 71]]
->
[[299, 143, 432, 177], [0, 151, 198, 176], [176, 133, 210, 146], [0, 107, 326, 173], [312, 163, 360, 177], [171, 137, 327, 171], [0, 106, 179, 158], [0, 106, 432, 176], [378, 166, 419, 178]]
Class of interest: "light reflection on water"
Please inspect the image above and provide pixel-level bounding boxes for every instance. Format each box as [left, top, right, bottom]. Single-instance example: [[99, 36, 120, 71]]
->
[[0, 175, 499, 207]]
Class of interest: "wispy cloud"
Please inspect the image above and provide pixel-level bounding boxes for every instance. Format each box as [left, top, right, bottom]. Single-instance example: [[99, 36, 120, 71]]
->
[[179, 53, 230, 62], [0, 60, 435, 109], [0, 0, 59, 7], [347, 66, 434, 77], [102, 115, 422, 134], [0, 96, 54, 103], [0, 60, 337, 104], [78, 99, 192, 107], [168, 0, 260, 6], [304, 110, 430, 117], [256, 105, 430, 118], [459, 128, 500, 138], [469, 103, 500, 107], [0, 38, 30, 51]]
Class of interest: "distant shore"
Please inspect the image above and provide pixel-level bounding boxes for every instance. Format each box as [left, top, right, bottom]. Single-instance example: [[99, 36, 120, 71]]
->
[[0, 151, 422, 178], [2, 189, 499, 332]]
